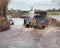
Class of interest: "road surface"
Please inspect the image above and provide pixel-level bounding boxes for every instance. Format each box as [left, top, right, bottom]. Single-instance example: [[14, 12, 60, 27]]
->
[[0, 18, 60, 48]]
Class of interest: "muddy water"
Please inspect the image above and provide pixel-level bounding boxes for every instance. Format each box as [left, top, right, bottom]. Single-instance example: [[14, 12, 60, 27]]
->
[[10, 18, 24, 30], [10, 16, 60, 30], [11, 18, 24, 25], [0, 17, 60, 48], [50, 15, 60, 21]]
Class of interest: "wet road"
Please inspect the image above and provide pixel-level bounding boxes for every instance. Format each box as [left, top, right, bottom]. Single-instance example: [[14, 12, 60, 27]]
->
[[0, 25, 42, 48], [0, 25, 60, 48], [0, 18, 60, 48]]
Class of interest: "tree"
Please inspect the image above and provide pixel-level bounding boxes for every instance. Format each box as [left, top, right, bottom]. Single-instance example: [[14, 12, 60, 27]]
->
[[0, 0, 10, 31], [0, 0, 9, 18]]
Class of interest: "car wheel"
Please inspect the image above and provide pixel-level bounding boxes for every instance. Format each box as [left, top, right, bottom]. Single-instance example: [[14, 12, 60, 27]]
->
[[25, 24, 29, 28], [23, 21, 26, 25], [42, 26, 46, 29]]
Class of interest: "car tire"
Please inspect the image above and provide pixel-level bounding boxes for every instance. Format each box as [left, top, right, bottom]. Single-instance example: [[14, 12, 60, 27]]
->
[[23, 21, 26, 25], [25, 24, 29, 28], [42, 26, 46, 29]]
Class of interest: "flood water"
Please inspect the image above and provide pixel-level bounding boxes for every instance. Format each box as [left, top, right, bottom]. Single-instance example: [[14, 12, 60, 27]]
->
[[10, 18, 24, 30], [50, 15, 60, 21], [0, 16, 60, 48], [8, 16, 60, 30]]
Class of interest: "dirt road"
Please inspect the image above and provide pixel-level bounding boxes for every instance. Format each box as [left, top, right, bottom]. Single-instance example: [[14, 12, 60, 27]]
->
[[0, 25, 60, 48]]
